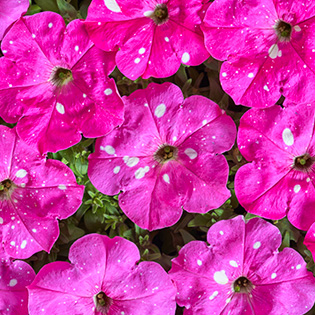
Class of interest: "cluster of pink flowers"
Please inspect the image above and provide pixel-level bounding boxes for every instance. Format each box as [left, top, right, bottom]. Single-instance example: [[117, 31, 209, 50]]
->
[[1, 0, 315, 314]]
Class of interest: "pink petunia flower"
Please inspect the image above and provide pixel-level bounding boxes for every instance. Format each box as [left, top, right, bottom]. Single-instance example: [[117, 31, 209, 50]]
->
[[169, 216, 315, 314], [0, 125, 84, 259], [235, 104, 315, 231], [0, 11, 124, 154], [88, 82, 236, 230], [28, 234, 176, 315], [0, 0, 29, 40], [202, 0, 315, 107], [85, 0, 210, 79], [0, 246, 35, 315]]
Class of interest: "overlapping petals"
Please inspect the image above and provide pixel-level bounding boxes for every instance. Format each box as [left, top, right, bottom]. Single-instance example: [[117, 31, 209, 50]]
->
[[203, 0, 315, 107], [28, 234, 176, 315], [85, 0, 209, 79], [88, 82, 236, 230], [0, 0, 29, 40], [169, 216, 315, 314], [235, 103, 315, 230], [0, 11, 124, 153], [0, 126, 84, 258]]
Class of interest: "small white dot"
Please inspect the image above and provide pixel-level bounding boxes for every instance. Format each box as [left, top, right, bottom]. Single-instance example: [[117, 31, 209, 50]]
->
[[134, 58, 141, 64], [75, 45, 79, 52], [222, 72, 227, 77], [9, 279, 17, 287], [163, 174, 170, 184], [296, 264, 301, 270], [113, 166, 120, 174], [58, 184, 67, 190], [164, 37, 170, 42], [101, 145, 115, 155], [104, 88, 113, 96], [197, 259, 202, 266], [48, 23, 53, 28], [294, 185, 301, 193], [271, 273, 277, 279], [181, 52, 190, 64], [253, 241, 261, 249], [56, 102, 65, 115], [248, 73, 254, 78], [139, 47, 146, 54], [21, 240, 27, 249], [32, 34, 36, 38]]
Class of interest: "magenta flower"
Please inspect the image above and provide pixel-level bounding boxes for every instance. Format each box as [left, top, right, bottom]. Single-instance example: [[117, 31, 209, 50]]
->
[[235, 104, 315, 231], [0, 126, 84, 259], [85, 0, 209, 79], [0, 0, 29, 40], [0, 247, 35, 315], [202, 0, 315, 107], [169, 216, 315, 314], [28, 234, 176, 315], [88, 82, 236, 230], [0, 11, 124, 154]]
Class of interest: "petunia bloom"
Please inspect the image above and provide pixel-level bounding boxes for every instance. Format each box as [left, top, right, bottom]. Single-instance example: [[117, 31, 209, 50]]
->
[[28, 234, 176, 315], [85, 0, 209, 79], [202, 0, 315, 107], [0, 11, 124, 154], [0, 246, 35, 315], [169, 216, 315, 314], [235, 103, 315, 231], [0, 0, 29, 40], [0, 126, 84, 259], [88, 82, 236, 230]]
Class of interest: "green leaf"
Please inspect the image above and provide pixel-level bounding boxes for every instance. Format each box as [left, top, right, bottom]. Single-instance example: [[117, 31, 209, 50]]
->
[[26, 4, 42, 15], [35, 0, 59, 12], [57, 0, 78, 22]]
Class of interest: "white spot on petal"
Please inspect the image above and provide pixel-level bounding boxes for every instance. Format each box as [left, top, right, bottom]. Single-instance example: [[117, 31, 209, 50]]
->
[[219, 231, 224, 235], [296, 264, 301, 270], [58, 184, 67, 190], [113, 166, 120, 174], [104, 0, 121, 12], [268, 44, 279, 59], [163, 174, 170, 184], [139, 47, 146, 54], [75, 45, 79, 52], [294, 184, 301, 193], [135, 166, 150, 179], [9, 279, 17, 287], [21, 240, 27, 249], [173, 136, 177, 141], [282, 128, 294, 146], [134, 58, 141, 64], [0, 217, 3, 224], [125, 157, 139, 167], [271, 273, 277, 279], [181, 52, 190, 64], [16, 169, 27, 178], [202, 120, 207, 125], [104, 88, 113, 95], [184, 148, 198, 159], [56, 102, 65, 114], [253, 241, 261, 249], [197, 259, 202, 266], [294, 25, 301, 32], [214, 270, 229, 285], [229, 260, 238, 268], [48, 23, 53, 28], [248, 73, 254, 78], [222, 72, 227, 77], [164, 37, 170, 42], [263, 85, 269, 91], [101, 145, 115, 155], [209, 291, 218, 301], [155, 104, 166, 118]]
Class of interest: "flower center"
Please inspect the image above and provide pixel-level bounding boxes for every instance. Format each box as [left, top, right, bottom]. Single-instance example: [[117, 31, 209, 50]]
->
[[275, 20, 292, 41], [294, 153, 315, 171], [95, 292, 113, 314], [154, 144, 177, 163], [50, 67, 73, 87], [152, 4, 169, 25], [233, 276, 252, 293], [0, 179, 14, 200]]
